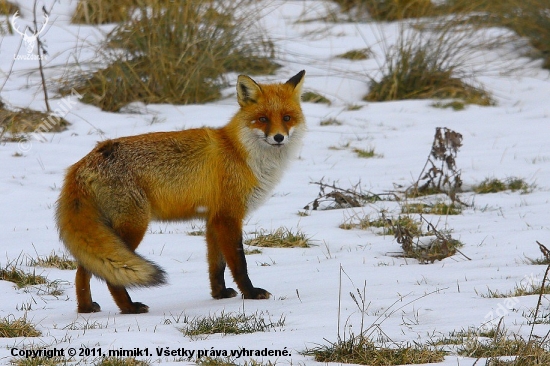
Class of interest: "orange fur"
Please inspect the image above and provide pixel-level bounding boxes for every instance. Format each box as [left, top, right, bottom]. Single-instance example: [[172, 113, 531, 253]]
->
[[56, 71, 306, 313]]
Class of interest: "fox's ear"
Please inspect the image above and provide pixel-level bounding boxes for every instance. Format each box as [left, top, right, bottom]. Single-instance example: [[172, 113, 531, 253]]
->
[[237, 75, 262, 107], [286, 70, 305, 100]]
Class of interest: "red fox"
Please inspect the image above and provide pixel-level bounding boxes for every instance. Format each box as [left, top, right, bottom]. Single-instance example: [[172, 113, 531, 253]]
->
[[56, 71, 306, 314]]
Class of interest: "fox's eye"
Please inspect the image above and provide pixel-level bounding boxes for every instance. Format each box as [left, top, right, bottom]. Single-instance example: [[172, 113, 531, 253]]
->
[[283, 115, 291, 122], [258, 117, 268, 123]]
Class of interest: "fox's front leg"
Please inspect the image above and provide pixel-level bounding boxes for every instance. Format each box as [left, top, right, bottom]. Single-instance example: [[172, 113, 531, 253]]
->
[[206, 215, 270, 299], [206, 233, 238, 299]]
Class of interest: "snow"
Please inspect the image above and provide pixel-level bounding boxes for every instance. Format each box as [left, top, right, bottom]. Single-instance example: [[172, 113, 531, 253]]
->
[[1, 0, 550, 365]]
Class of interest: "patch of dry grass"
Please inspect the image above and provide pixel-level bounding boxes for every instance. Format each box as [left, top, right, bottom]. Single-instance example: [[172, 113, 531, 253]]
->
[[94, 357, 150, 366], [0, 315, 41, 338], [63, 1, 278, 111], [341, 213, 423, 236], [401, 202, 462, 215], [444, 0, 550, 69], [474, 177, 533, 194], [458, 333, 550, 362], [365, 39, 493, 105], [333, 0, 434, 21], [319, 117, 343, 126], [1, 260, 65, 297], [0, 103, 69, 142], [390, 214, 465, 263], [10, 356, 66, 366], [335, 0, 549, 70], [181, 311, 285, 338], [337, 48, 373, 60], [245, 227, 311, 248], [71, 0, 138, 24], [0, 0, 17, 16], [26, 252, 77, 270], [302, 91, 331, 105], [353, 147, 381, 158], [305, 334, 445, 365], [0, 265, 48, 288]]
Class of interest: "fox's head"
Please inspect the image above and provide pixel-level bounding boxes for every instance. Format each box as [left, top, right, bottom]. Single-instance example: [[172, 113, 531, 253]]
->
[[235, 70, 306, 148]]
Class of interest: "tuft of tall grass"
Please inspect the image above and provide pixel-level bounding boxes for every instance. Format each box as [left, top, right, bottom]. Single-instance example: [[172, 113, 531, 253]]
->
[[431, 100, 465, 111], [181, 311, 285, 338], [245, 227, 311, 248], [0, 104, 69, 142], [26, 251, 77, 270], [0, 315, 41, 338], [0, 0, 18, 16], [71, 0, 138, 24], [474, 177, 532, 194], [63, 1, 278, 111], [195, 357, 278, 366], [319, 117, 343, 126], [353, 147, 381, 158], [481, 281, 550, 299], [0, 265, 48, 288], [365, 31, 493, 105], [94, 357, 150, 366], [305, 334, 446, 365], [333, 0, 434, 21], [434, 323, 550, 363], [401, 202, 462, 215], [337, 48, 373, 60], [341, 213, 424, 236], [444, 0, 550, 69], [458, 333, 550, 362], [10, 356, 68, 366], [333, 0, 549, 69], [302, 91, 331, 105], [1, 261, 65, 296]]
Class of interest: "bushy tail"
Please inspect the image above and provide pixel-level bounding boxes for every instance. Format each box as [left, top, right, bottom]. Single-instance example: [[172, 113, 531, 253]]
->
[[55, 184, 166, 288]]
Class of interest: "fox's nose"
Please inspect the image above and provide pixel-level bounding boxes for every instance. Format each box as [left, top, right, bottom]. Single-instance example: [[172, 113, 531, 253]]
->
[[273, 134, 285, 143]]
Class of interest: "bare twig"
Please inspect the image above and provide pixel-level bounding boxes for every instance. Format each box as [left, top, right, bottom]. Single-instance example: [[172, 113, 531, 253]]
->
[[530, 241, 550, 339], [304, 180, 396, 211], [33, 0, 50, 112]]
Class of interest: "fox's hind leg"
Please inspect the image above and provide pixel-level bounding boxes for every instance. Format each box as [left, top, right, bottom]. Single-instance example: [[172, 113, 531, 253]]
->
[[76, 265, 101, 313], [107, 219, 150, 314], [107, 284, 149, 314]]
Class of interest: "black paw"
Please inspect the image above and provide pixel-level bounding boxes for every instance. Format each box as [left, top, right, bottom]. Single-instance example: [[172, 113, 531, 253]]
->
[[78, 301, 101, 313], [212, 287, 238, 299], [121, 302, 149, 314], [243, 287, 271, 299]]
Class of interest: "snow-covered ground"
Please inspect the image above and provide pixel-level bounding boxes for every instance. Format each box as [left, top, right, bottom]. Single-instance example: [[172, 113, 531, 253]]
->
[[1, 1, 550, 365]]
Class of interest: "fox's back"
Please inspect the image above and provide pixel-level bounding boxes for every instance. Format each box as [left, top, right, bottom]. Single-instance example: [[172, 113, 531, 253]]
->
[[68, 128, 255, 221]]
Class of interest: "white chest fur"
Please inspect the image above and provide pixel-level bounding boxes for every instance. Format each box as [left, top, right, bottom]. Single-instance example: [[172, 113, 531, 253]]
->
[[239, 125, 305, 213]]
